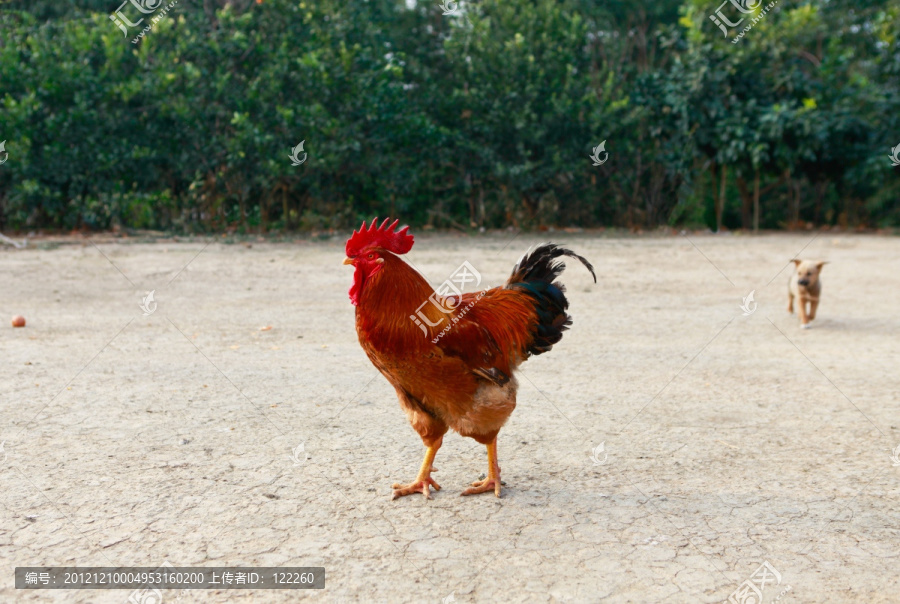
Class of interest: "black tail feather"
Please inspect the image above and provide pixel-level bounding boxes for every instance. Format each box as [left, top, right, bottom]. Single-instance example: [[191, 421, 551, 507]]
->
[[506, 244, 596, 357], [506, 244, 597, 287]]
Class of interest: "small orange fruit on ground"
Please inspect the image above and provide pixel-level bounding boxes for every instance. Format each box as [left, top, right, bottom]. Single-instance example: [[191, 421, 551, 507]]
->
[[12, 315, 26, 328]]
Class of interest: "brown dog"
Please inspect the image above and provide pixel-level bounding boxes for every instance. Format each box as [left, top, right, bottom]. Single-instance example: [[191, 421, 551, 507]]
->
[[788, 259, 827, 328]]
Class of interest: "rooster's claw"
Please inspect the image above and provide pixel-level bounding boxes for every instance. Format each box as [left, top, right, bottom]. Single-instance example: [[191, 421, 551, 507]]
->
[[461, 477, 501, 498], [391, 476, 441, 500]]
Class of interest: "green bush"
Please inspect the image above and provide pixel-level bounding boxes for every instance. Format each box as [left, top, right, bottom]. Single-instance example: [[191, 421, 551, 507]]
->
[[0, 0, 897, 232]]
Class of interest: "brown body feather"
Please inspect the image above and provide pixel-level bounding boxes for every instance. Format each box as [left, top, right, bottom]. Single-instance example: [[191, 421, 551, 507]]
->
[[355, 246, 594, 446], [356, 254, 532, 444]]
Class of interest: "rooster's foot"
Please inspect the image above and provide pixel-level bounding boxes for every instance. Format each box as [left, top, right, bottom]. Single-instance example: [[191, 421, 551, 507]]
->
[[461, 476, 501, 498], [463, 438, 502, 497], [391, 476, 441, 500]]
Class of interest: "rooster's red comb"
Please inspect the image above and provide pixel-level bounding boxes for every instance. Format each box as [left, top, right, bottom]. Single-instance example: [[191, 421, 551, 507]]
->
[[345, 217, 414, 257]]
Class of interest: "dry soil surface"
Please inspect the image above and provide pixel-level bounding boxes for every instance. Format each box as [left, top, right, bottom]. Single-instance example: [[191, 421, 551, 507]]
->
[[1, 232, 899, 603]]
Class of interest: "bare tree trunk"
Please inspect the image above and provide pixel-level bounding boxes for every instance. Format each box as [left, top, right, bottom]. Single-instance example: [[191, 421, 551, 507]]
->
[[815, 181, 827, 226], [753, 169, 760, 233], [282, 184, 289, 231], [784, 169, 796, 227], [717, 164, 727, 233], [239, 189, 246, 231], [478, 185, 485, 226], [737, 175, 752, 230], [630, 152, 643, 229]]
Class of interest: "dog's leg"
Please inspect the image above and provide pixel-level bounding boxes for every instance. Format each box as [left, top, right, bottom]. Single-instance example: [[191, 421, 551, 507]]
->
[[798, 297, 810, 328], [787, 292, 794, 313], [808, 298, 819, 322]]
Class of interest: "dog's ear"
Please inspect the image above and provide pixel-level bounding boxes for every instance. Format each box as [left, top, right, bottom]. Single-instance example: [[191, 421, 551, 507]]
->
[[816, 261, 828, 271], [791, 259, 803, 267]]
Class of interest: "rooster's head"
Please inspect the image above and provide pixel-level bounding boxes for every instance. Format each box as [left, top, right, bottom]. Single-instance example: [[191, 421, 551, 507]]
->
[[343, 217, 414, 306]]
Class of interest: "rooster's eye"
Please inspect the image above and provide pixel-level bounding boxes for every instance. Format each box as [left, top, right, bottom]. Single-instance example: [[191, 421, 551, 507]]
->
[[368, 253, 375, 259]]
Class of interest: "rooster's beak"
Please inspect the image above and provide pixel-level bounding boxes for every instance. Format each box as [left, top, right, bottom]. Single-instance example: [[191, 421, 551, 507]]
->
[[342, 257, 354, 265]]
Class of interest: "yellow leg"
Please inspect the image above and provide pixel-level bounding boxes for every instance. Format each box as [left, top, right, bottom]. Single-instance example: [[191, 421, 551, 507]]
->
[[392, 438, 442, 500], [462, 438, 502, 498]]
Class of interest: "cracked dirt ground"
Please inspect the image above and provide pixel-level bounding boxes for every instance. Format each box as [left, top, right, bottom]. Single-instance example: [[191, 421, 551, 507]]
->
[[1, 232, 898, 603]]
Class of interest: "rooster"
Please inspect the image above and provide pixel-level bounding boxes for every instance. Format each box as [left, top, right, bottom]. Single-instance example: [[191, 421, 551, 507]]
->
[[343, 218, 596, 499]]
